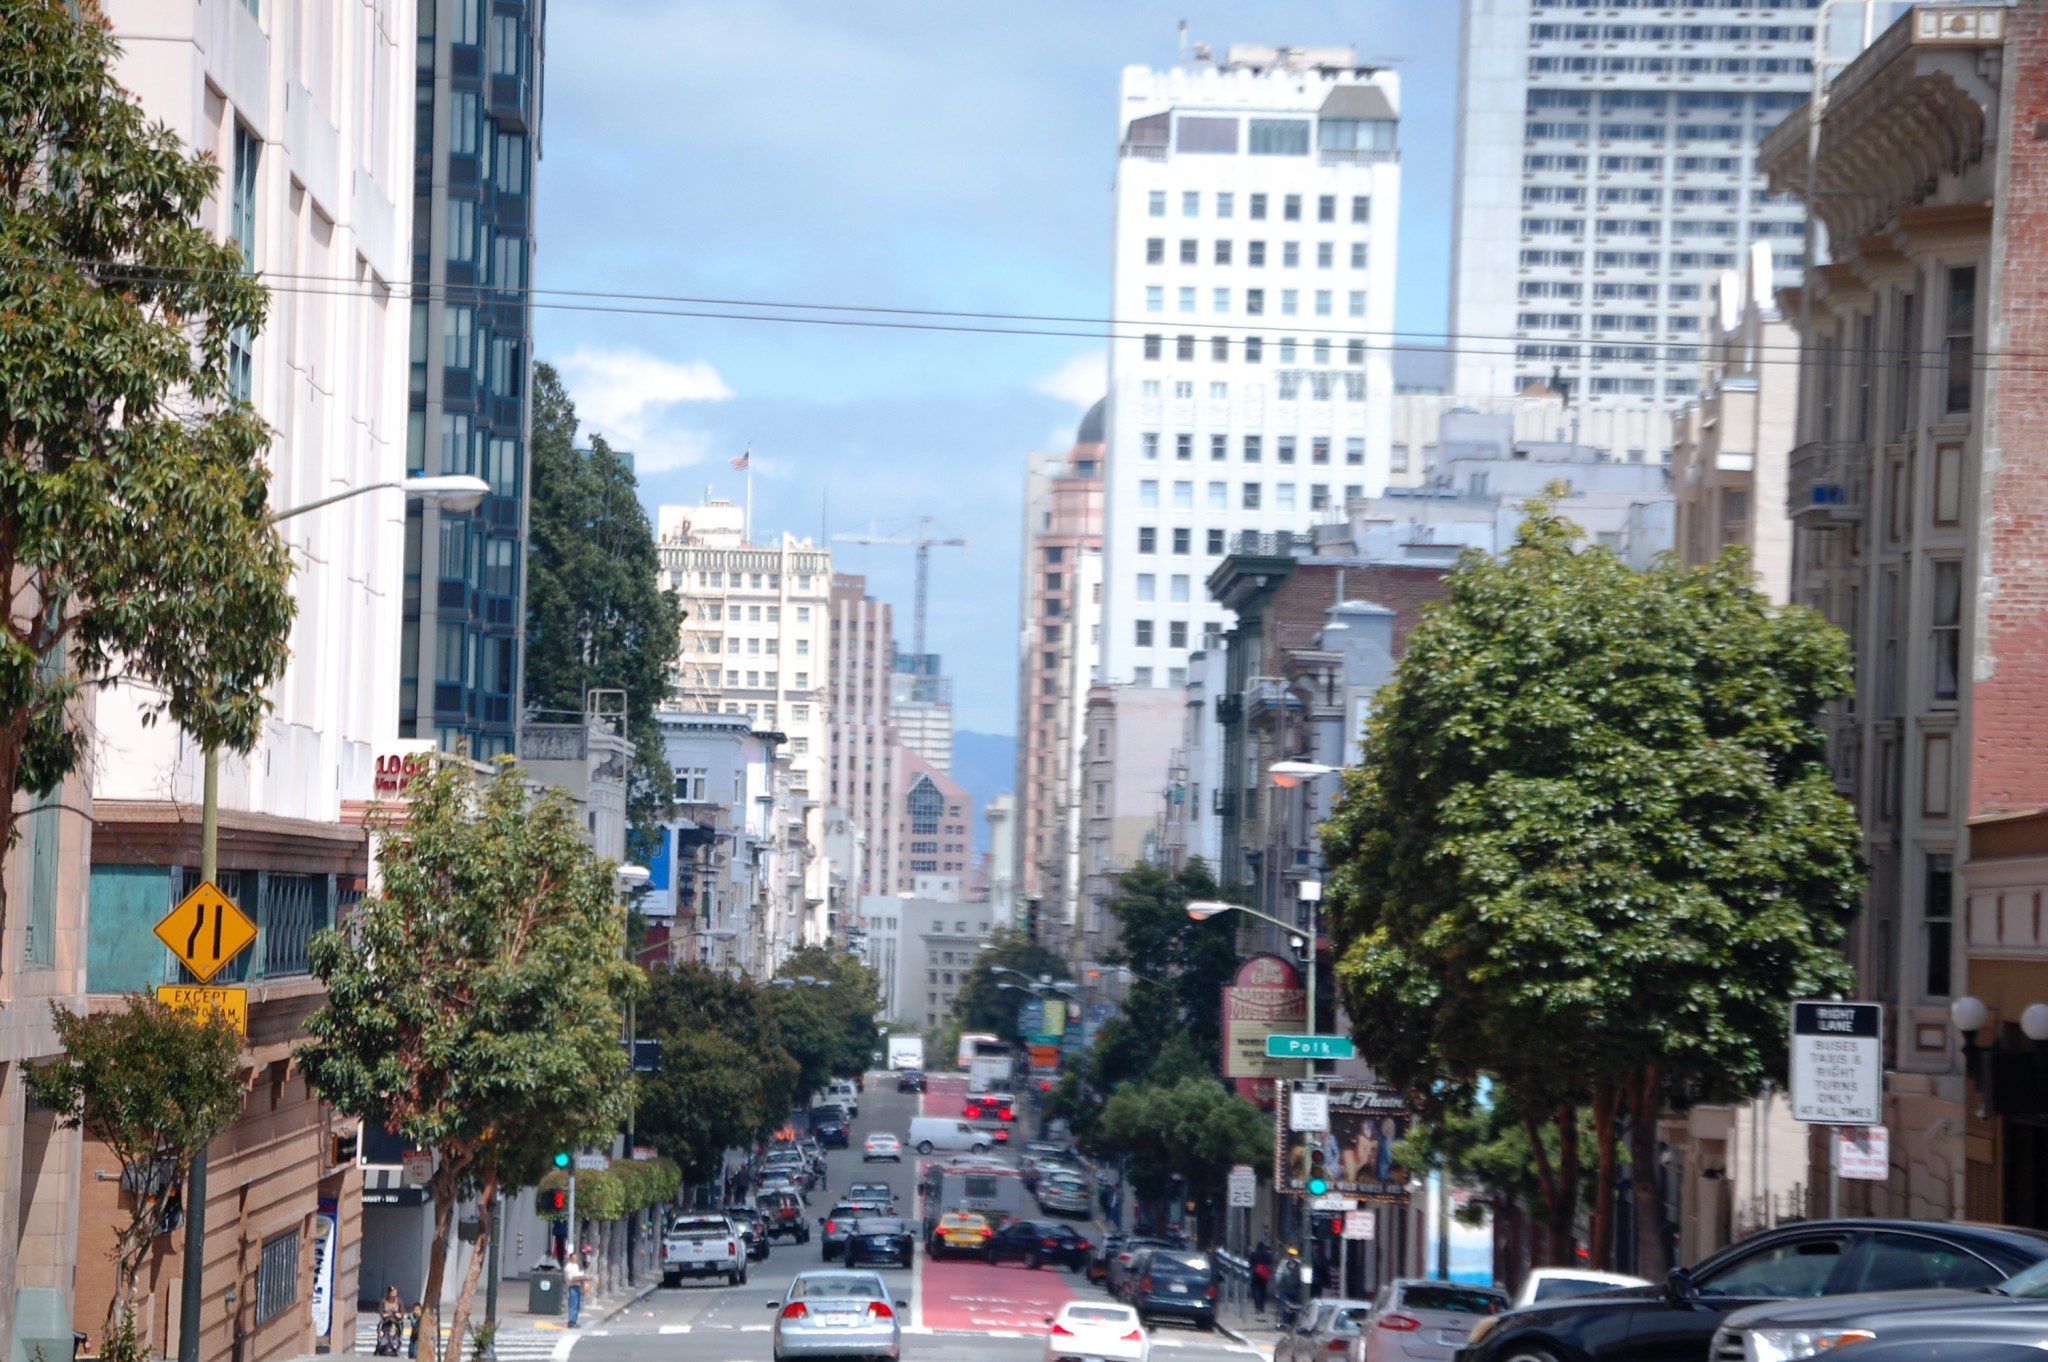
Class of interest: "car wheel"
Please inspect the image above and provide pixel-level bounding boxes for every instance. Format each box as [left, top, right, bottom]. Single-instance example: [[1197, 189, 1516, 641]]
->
[[917, 1141, 934, 1154], [971, 1143, 990, 1154], [727, 1268, 741, 1286], [1498, 1352, 1562, 1362], [1025, 1252, 1040, 1270]]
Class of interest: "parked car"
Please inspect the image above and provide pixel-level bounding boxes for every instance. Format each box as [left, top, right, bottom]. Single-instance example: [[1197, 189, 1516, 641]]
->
[[662, 1214, 747, 1288], [1355, 1279, 1504, 1362], [1045, 1302, 1148, 1362], [931, 1211, 994, 1257], [722, 1206, 772, 1261], [1037, 1171, 1093, 1218], [1107, 1237, 1175, 1299], [1125, 1249, 1218, 1330], [843, 1217, 916, 1270], [756, 1190, 812, 1244], [848, 1182, 895, 1206], [1712, 1245, 2048, 1360], [1461, 1219, 2048, 1362], [986, 1218, 1092, 1271], [821, 1201, 893, 1262], [863, 1133, 903, 1163], [826, 1079, 861, 1118], [1274, 1300, 1372, 1362], [767, 1269, 904, 1362], [897, 1069, 927, 1093], [1512, 1268, 1650, 1309], [813, 1110, 851, 1149]]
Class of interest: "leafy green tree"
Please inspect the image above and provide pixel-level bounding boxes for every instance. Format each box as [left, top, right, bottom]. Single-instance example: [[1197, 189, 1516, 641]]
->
[[0, 0, 293, 943], [765, 947, 881, 1094], [1096, 1076, 1267, 1245], [636, 965, 800, 1180], [951, 927, 1071, 1035], [1080, 860, 1242, 1092], [524, 364, 684, 837], [26, 995, 244, 1348], [1323, 498, 1862, 1268], [300, 761, 640, 1359]]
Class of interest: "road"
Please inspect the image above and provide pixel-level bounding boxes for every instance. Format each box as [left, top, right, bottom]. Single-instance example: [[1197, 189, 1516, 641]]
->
[[565, 1073, 1264, 1362]]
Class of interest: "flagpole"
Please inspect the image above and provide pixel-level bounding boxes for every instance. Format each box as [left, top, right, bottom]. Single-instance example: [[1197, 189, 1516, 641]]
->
[[745, 452, 753, 543]]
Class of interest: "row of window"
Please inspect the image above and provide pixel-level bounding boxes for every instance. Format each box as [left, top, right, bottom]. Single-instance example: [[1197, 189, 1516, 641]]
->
[[1528, 54, 1811, 75], [1531, 21, 1815, 40], [1137, 481, 1361, 517], [673, 571, 819, 592], [1532, 0, 1814, 9], [1142, 333, 1371, 362], [1140, 433, 1366, 465], [1521, 215, 1804, 239], [1516, 342, 1700, 364], [1518, 312, 1704, 331], [1147, 189, 1372, 224], [1524, 152, 1749, 175], [1525, 118, 1791, 142], [1145, 284, 1369, 318], [713, 669, 814, 690], [1145, 237, 1370, 270], [1528, 89, 1805, 115], [1520, 280, 1703, 302], [1525, 185, 1754, 207], [695, 635, 813, 657], [1136, 374, 1370, 402]]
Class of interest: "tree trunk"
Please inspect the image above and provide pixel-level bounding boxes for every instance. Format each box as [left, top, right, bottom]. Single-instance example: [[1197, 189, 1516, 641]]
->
[[1590, 1084, 1619, 1271], [1549, 1103, 1580, 1266], [419, 1163, 462, 1362], [446, 1166, 496, 1362], [1630, 1063, 1671, 1278]]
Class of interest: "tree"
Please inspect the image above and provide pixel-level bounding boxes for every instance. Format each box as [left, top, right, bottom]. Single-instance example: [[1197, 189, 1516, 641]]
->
[[1083, 860, 1242, 1092], [0, 0, 294, 943], [764, 947, 881, 1095], [636, 964, 800, 1181], [26, 995, 244, 1349], [951, 927, 1071, 1036], [1096, 1076, 1267, 1245], [299, 760, 640, 1360], [523, 364, 684, 837], [1323, 498, 1863, 1268]]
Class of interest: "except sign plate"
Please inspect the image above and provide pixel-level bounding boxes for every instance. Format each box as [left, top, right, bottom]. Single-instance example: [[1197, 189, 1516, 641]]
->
[[1342, 1212, 1376, 1241], [1790, 1001, 1883, 1126], [154, 881, 257, 983], [156, 984, 248, 1035]]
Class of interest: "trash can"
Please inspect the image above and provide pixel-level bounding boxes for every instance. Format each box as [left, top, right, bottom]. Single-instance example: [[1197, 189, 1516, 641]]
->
[[527, 1263, 564, 1316]]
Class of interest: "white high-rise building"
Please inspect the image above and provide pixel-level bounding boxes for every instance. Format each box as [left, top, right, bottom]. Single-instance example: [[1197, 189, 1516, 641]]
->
[[1449, 0, 1825, 425], [1102, 44, 1402, 688]]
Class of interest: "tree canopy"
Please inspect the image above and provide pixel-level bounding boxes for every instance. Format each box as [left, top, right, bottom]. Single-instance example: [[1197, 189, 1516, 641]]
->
[[763, 946, 882, 1096], [950, 927, 1072, 1036], [300, 759, 640, 1356], [524, 363, 683, 837], [0, 0, 293, 942], [1096, 1075, 1268, 1245], [1323, 498, 1863, 1267], [636, 964, 801, 1179]]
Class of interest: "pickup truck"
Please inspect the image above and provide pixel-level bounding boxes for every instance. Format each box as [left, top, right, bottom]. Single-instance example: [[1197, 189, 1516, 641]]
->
[[661, 1214, 747, 1288]]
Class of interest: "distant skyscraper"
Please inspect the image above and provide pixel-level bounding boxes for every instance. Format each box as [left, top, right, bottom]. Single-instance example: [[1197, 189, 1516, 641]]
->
[[400, 0, 545, 758], [829, 574, 903, 898], [1448, 0, 1822, 421], [890, 651, 955, 772]]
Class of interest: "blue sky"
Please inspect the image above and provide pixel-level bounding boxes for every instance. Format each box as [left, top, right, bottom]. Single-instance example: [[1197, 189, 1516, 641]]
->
[[537, 1, 1459, 737]]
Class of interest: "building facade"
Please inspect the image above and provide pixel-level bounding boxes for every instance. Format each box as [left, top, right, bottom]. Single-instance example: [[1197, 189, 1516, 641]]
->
[[859, 898, 997, 1032], [898, 751, 973, 903], [1016, 408, 1106, 910], [1670, 242, 1799, 601], [399, 0, 544, 760], [1449, 0, 1821, 420], [1102, 44, 1404, 691], [828, 575, 903, 899], [1076, 685, 1186, 968], [1760, 2, 2016, 1226], [656, 711, 791, 976]]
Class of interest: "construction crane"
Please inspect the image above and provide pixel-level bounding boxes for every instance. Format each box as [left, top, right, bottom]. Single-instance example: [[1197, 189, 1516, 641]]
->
[[831, 516, 967, 661]]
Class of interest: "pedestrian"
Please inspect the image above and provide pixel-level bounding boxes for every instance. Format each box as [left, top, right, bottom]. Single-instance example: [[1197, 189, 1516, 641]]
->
[[405, 1304, 422, 1359], [375, 1287, 406, 1357], [565, 1252, 588, 1328], [1250, 1240, 1273, 1314]]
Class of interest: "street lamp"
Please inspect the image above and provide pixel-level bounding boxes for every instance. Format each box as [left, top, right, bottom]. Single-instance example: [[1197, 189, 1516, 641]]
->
[[616, 863, 651, 891], [268, 473, 489, 523]]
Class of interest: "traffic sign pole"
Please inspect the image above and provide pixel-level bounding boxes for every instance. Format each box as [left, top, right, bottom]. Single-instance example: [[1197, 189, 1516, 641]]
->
[[178, 747, 219, 1362]]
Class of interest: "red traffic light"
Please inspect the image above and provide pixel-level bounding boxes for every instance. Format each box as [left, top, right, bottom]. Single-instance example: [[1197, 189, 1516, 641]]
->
[[541, 1189, 568, 1214]]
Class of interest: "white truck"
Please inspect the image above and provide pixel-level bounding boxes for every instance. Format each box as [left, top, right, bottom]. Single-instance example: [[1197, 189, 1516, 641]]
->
[[887, 1036, 924, 1071], [661, 1213, 747, 1288], [968, 1052, 1013, 1094]]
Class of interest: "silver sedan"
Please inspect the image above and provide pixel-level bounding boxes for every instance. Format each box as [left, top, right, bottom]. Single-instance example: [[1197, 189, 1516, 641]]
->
[[768, 1270, 906, 1362]]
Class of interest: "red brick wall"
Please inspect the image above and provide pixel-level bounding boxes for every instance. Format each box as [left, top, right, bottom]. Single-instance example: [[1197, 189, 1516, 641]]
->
[[1267, 562, 1451, 656], [1976, 0, 2048, 814]]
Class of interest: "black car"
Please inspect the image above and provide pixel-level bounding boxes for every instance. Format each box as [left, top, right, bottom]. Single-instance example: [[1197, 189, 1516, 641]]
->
[[898, 1069, 927, 1093], [813, 1114, 850, 1149], [1463, 1219, 2048, 1362], [844, 1216, 916, 1269], [1126, 1249, 1217, 1330], [721, 1206, 772, 1261], [1715, 1251, 2048, 1358], [986, 1218, 1092, 1271], [754, 1190, 811, 1244]]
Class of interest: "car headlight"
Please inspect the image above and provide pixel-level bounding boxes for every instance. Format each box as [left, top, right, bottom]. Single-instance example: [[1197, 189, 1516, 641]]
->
[[1746, 1328, 1876, 1362], [1465, 1316, 1499, 1348]]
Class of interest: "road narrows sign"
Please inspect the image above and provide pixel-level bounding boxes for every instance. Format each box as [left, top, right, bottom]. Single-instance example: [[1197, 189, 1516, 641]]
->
[[153, 881, 257, 983], [1789, 1000, 1883, 1126]]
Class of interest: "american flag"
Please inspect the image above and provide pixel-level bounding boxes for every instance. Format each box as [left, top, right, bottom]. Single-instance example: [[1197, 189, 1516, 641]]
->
[[730, 448, 751, 471]]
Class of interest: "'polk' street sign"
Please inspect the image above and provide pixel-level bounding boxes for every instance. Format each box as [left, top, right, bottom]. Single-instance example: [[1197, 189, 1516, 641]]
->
[[1265, 1034, 1356, 1060], [1790, 1001, 1883, 1126]]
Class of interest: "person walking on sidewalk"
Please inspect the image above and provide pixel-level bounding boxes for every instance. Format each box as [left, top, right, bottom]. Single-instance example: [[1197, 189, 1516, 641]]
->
[[1250, 1241, 1273, 1314], [565, 1252, 589, 1328]]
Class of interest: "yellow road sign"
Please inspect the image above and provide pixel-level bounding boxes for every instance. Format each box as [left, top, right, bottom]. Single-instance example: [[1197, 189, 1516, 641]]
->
[[156, 984, 249, 1036], [154, 881, 257, 983]]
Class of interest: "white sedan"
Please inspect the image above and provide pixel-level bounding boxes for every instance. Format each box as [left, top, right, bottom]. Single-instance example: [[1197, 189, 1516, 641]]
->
[[1046, 1302, 1147, 1362], [863, 1132, 902, 1162]]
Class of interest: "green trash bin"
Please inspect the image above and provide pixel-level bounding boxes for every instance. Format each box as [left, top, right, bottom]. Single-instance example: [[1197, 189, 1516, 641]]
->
[[527, 1263, 565, 1316]]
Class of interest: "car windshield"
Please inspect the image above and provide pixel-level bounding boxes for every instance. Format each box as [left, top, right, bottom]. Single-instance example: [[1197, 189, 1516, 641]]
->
[[1996, 1258, 2048, 1297], [790, 1275, 885, 1301], [1063, 1306, 1137, 1325], [1151, 1255, 1211, 1280], [1396, 1285, 1504, 1315], [668, 1219, 728, 1236]]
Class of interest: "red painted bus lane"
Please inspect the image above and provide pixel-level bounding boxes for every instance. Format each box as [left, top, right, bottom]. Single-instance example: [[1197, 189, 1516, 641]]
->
[[916, 1251, 1077, 1334]]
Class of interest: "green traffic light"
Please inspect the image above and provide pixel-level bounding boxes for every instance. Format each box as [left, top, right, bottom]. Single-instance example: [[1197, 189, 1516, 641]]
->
[[554, 1151, 571, 1169], [1308, 1177, 1328, 1196]]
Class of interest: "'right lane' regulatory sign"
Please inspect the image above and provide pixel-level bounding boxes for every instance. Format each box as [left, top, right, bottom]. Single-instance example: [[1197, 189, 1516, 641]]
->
[[1790, 1000, 1884, 1126]]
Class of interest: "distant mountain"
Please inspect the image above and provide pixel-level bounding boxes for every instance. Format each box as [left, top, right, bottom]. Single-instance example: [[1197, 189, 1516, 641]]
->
[[952, 730, 1016, 852]]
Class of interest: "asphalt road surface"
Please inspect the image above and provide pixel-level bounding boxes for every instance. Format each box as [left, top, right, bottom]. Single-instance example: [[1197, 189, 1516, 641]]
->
[[563, 1073, 1264, 1362]]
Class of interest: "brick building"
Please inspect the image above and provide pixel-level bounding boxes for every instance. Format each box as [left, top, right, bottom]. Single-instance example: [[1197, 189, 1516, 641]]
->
[[1762, 2, 2041, 1226]]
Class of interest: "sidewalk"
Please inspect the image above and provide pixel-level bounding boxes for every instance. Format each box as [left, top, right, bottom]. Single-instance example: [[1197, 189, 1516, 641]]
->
[[1214, 1300, 1285, 1354], [345, 1275, 660, 1362]]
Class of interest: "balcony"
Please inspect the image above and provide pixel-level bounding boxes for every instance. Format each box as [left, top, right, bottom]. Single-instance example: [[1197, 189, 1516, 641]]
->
[[1119, 141, 1168, 161], [1244, 676, 1297, 721], [1229, 530, 1314, 558], [1787, 441, 1867, 524], [1318, 147, 1399, 166]]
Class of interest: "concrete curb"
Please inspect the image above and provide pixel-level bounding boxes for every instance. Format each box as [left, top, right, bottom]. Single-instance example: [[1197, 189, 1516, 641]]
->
[[587, 1278, 661, 1328]]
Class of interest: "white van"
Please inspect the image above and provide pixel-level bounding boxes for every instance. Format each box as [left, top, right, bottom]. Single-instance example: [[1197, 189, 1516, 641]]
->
[[908, 1117, 990, 1155], [826, 1079, 860, 1118]]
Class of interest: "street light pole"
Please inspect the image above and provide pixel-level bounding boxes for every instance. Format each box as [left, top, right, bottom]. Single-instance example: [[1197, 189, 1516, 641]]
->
[[176, 474, 490, 1362]]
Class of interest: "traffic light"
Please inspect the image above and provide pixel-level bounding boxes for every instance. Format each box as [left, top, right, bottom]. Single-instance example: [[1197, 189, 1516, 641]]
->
[[1307, 1175, 1329, 1196], [540, 1188, 568, 1215], [553, 1150, 571, 1170], [1329, 1215, 1344, 1237]]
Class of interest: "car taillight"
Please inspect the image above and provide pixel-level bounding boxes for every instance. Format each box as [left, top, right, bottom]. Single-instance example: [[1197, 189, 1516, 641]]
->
[[1122, 1331, 1144, 1343], [1377, 1315, 1420, 1332], [1050, 1325, 1074, 1337], [728, 1241, 737, 1255], [826, 1221, 836, 1233], [965, 1105, 980, 1118], [1140, 1276, 1153, 1292], [1208, 1284, 1220, 1301], [1078, 1240, 1090, 1250], [867, 1301, 895, 1319], [1042, 1239, 1058, 1249], [1325, 1339, 1345, 1350], [780, 1303, 808, 1319], [1000, 1108, 1013, 1120]]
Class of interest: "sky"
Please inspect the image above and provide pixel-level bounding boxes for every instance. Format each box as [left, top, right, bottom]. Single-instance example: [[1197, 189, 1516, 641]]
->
[[537, 1, 1461, 737]]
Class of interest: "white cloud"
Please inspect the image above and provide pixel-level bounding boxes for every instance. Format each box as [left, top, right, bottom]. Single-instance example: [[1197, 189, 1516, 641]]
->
[[555, 346, 735, 472], [1033, 348, 1107, 410]]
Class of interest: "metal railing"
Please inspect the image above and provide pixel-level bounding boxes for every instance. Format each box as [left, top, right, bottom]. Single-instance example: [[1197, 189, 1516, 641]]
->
[[1230, 529, 1315, 558], [1119, 142, 1168, 161], [1786, 441, 1868, 522]]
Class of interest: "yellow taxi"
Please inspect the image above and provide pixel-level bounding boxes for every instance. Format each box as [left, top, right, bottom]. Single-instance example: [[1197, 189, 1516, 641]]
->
[[931, 1211, 993, 1258]]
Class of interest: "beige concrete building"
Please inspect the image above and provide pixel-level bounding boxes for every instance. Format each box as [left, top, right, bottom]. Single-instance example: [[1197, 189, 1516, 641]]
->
[[1389, 393, 1672, 489], [829, 575, 902, 899], [1670, 242, 1797, 601], [1077, 685, 1185, 967]]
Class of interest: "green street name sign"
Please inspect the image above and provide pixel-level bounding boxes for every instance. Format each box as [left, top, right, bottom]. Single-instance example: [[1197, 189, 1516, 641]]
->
[[1265, 1034, 1355, 1060]]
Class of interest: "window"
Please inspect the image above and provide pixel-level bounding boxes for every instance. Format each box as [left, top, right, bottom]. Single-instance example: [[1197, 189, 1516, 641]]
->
[[1310, 484, 1330, 511], [1317, 194, 1336, 223], [1283, 241, 1300, 269], [1217, 192, 1234, 218], [675, 768, 708, 802], [1283, 193, 1303, 221], [1242, 482, 1262, 510], [1210, 433, 1228, 461], [1176, 335, 1195, 361], [1135, 620, 1154, 647], [1214, 239, 1233, 266], [1180, 238, 1199, 265], [1700, 1237, 1847, 1300], [1213, 288, 1230, 315], [1175, 433, 1193, 461], [1139, 479, 1160, 508], [1206, 528, 1226, 554], [1245, 336, 1264, 364], [1250, 193, 1268, 220], [1145, 285, 1163, 313], [1351, 242, 1368, 269], [1147, 190, 1166, 218], [1182, 190, 1200, 217], [1249, 240, 1266, 267], [1136, 573, 1156, 602], [1925, 852, 1954, 997], [1142, 432, 1160, 460], [1351, 194, 1369, 224], [1317, 242, 1334, 269], [1211, 335, 1230, 362], [1277, 437, 1297, 464], [257, 1231, 301, 1324], [1282, 289, 1299, 316], [1144, 334, 1162, 361], [1247, 288, 1265, 316], [1178, 286, 1196, 313], [1843, 1233, 2003, 1294], [1132, 667, 1153, 687], [1171, 528, 1190, 554], [908, 776, 945, 835], [1172, 480, 1193, 509], [1146, 237, 1165, 264], [1314, 292, 1332, 318], [1345, 437, 1365, 466], [1243, 435, 1262, 462], [1945, 266, 1976, 414], [1168, 621, 1188, 648], [1932, 561, 1962, 702], [1138, 527, 1157, 553], [1170, 574, 1190, 602], [1276, 483, 1296, 511]]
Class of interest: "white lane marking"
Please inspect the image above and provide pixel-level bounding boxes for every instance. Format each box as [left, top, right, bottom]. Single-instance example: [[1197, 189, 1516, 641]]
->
[[739, 1323, 771, 1332], [548, 1333, 577, 1362], [658, 1324, 691, 1335], [589, 1330, 610, 1338]]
